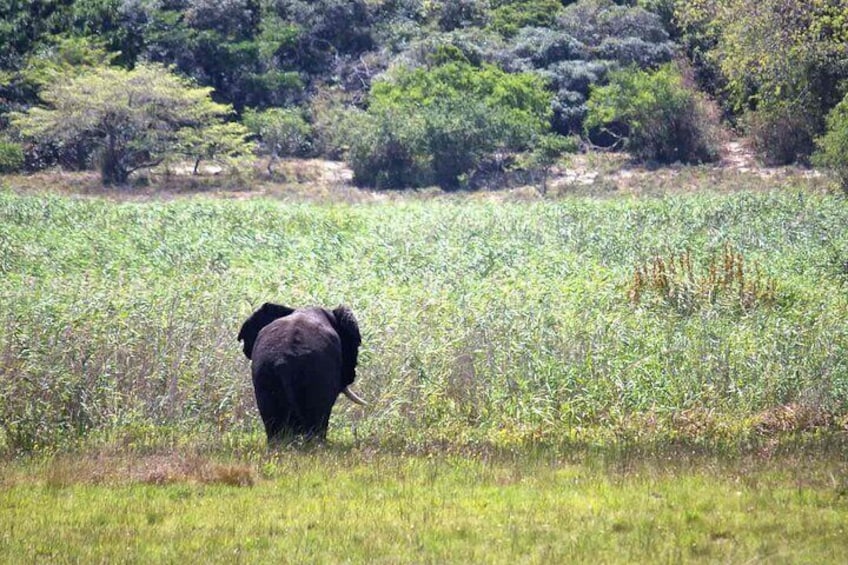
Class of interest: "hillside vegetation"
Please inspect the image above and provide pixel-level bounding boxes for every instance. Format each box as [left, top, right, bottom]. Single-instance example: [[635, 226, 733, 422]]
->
[[1, 0, 847, 190]]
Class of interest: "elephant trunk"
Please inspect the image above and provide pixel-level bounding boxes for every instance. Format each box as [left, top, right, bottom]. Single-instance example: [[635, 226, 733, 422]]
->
[[342, 386, 368, 406]]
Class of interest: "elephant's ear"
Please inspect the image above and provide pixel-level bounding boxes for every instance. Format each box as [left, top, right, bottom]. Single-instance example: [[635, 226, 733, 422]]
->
[[237, 302, 296, 360], [332, 305, 362, 386]]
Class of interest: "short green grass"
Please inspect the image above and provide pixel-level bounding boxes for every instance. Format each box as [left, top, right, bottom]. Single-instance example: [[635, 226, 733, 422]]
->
[[1, 451, 847, 563]]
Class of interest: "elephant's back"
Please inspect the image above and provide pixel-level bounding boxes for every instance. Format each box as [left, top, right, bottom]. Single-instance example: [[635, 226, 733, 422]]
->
[[253, 309, 340, 364]]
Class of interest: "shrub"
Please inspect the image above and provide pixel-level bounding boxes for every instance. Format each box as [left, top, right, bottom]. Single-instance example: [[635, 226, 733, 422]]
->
[[309, 89, 362, 159], [557, 0, 674, 67], [551, 90, 589, 134], [510, 27, 586, 68], [348, 62, 552, 189], [595, 36, 674, 68], [0, 139, 25, 173], [488, 0, 565, 37], [392, 28, 503, 72], [275, 0, 375, 76], [543, 60, 609, 95], [345, 108, 430, 189], [530, 133, 579, 194], [243, 107, 313, 174], [428, 0, 489, 32], [745, 103, 817, 166], [542, 60, 609, 134], [585, 63, 721, 163], [813, 93, 848, 192]]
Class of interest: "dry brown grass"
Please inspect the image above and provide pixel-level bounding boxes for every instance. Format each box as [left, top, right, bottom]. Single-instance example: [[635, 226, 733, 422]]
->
[[2, 144, 835, 205], [4, 451, 258, 488], [0, 159, 370, 204], [753, 403, 834, 435], [628, 244, 778, 312]]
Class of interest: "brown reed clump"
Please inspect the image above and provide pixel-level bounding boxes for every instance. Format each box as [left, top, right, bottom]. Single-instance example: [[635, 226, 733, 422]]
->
[[629, 244, 777, 313]]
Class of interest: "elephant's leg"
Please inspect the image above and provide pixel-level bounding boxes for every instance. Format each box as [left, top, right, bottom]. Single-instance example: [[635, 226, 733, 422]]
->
[[254, 383, 294, 442], [317, 410, 332, 441], [298, 409, 332, 443], [283, 370, 336, 440]]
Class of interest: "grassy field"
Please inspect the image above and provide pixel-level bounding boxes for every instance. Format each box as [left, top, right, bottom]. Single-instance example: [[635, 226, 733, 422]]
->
[[2, 185, 847, 451], [1, 179, 847, 561], [2, 450, 848, 563]]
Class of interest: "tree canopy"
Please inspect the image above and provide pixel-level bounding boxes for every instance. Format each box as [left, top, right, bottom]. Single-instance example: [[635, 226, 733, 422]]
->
[[11, 63, 252, 184], [348, 61, 553, 189], [1, 0, 848, 188]]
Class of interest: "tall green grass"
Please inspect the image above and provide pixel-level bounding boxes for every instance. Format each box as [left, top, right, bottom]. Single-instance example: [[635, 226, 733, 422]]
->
[[1, 189, 847, 453]]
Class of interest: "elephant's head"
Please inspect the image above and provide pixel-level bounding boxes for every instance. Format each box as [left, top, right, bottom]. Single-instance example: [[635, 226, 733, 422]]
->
[[237, 302, 296, 359], [330, 305, 362, 388]]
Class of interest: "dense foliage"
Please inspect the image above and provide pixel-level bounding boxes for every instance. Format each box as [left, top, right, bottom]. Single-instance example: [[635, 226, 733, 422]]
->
[[0, 139, 24, 173], [10, 63, 253, 184], [243, 106, 313, 174], [814, 93, 848, 191], [673, 0, 848, 165], [347, 62, 552, 189], [1, 0, 847, 186], [585, 63, 720, 163]]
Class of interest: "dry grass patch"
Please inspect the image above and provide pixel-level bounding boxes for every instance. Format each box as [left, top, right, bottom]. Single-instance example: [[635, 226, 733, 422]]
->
[[753, 403, 834, 435], [8, 452, 258, 488]]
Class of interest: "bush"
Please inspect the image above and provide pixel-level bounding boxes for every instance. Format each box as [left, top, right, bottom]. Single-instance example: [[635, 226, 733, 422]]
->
[[813, 94, 848, 192], [243, 107, 313, 157], [488, 0, 565, 37], [392, 28, 503, 72], [428, 0, 489, 32], [746, 103, 817, 166], [0, 139, 25, 173], [595, 36, 674, 68], [276, 0, 376, 76], [308, 89, 365, 159], [585, 63, 721, 164], [543, 60, 608, 95], [345, 108, 430, 189], [348, 62, 552, 189], [510, 27, 586, 68], [551, 89, 589, 134], [530, 133, 579, 194], [542, 60, 609, 134], [557, 0, 675, 67]]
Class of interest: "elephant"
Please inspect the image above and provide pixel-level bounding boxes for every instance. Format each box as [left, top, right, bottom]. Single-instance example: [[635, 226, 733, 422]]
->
[[237, 302, 366, 443]]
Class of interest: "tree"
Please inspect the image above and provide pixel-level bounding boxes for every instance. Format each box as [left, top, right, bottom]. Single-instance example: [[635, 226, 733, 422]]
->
[[348, 61, 552, 189], [674, 0, 848, 163], [530, 133, 578, 194], [11, 63, 251, 185], [243, 107, 312, 175], [585, 63, 721, 164], [814, 93, 848, 193], [19, 35, 117, 93], [488, 0, 565, 37], [175, 122, 255, 175]]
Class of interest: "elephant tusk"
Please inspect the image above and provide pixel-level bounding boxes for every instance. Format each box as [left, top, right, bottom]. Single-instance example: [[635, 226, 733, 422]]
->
[[342, 386, 368, 406]]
